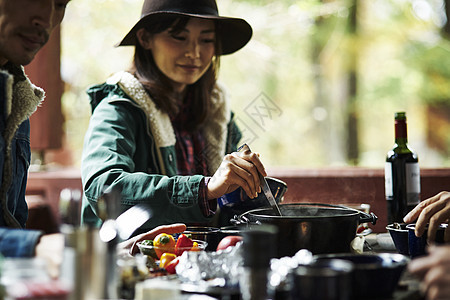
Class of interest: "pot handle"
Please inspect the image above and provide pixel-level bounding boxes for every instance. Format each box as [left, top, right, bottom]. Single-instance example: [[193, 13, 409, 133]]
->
[[230, 214, 248, 226], [358, 211, 378, 225], [230, 214, 261, 226]]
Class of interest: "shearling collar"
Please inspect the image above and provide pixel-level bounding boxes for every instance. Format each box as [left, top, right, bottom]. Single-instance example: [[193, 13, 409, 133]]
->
[[2, 66, 45, 141], [107, 71, 230, 175], [0, 65, 45, 228]]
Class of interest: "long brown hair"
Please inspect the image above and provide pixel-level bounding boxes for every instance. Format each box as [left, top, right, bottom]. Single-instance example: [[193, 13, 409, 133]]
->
[[130, 15, 221, 131]]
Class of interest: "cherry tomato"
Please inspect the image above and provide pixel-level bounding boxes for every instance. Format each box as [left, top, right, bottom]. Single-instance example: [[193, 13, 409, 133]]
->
[[357, 224, 366, 234], [216, 235, 243, 251]]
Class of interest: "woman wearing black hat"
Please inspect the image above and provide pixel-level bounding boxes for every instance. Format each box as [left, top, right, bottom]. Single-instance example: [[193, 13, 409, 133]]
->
[[80, 0, 266, 231]]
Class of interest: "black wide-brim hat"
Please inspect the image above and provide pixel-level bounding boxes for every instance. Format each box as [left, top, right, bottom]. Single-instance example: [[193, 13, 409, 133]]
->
[[117, 0, 253, 55]]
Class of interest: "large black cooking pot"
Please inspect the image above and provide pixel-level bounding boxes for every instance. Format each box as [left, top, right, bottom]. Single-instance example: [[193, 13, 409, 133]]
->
[[234, 203, 377, 257]]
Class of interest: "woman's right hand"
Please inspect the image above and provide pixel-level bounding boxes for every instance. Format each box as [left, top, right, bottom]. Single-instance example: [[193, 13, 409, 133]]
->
[[206, 146, 266, 200]]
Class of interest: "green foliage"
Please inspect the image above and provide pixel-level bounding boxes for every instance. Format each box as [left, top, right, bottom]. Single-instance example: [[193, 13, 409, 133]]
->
[[407, 40, 450, 104], [60, 0, 450, 168]]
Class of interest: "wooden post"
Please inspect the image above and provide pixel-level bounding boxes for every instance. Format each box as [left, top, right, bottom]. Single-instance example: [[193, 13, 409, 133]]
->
[[24, 25, 64, 152]]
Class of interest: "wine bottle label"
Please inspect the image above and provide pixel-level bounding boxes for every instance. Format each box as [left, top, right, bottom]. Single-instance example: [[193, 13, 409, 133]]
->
[[385, 162, 393, 198], [384, 162, 420, 204], [406, 162, 420, 205]]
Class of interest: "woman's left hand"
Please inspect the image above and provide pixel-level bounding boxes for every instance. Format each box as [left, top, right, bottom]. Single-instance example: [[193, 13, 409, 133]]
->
[[118, 223, 187, 256]]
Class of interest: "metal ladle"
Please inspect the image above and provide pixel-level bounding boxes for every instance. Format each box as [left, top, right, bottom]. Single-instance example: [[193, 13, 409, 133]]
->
[[238, 144, 282, 216]]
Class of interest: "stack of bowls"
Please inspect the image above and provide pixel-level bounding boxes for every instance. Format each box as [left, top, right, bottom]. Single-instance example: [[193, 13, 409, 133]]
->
[[311, 253, 409, 299], [387, 223, 448, 258]]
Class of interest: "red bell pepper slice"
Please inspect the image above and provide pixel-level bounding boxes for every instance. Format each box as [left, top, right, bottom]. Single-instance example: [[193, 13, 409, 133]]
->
[[175, 234, 194, 256]]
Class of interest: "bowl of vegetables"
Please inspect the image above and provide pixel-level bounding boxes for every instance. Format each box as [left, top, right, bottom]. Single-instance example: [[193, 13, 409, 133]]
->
[[137, 233, 207, 274]]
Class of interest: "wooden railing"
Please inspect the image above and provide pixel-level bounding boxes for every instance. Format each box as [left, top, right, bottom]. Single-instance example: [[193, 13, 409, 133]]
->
[[269, 167, 450, 233], [25, 167, 450, 233]]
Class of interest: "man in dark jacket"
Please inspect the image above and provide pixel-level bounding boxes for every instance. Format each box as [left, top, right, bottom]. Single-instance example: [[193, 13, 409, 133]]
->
[[0, 0, 70, 257], [0, 0, 187, 259]]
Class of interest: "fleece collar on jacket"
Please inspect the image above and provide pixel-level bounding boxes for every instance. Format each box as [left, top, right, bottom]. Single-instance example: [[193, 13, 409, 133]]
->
[[0, 66, 45, 228], [107, 71, 230, 175]]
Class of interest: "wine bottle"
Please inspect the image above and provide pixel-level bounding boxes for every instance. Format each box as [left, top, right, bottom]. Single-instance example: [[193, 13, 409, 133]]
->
[[385, 112, 421, 224]]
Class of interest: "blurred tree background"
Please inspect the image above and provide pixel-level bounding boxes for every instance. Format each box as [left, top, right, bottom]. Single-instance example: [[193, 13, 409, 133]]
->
[[58, 0, 450, 169]]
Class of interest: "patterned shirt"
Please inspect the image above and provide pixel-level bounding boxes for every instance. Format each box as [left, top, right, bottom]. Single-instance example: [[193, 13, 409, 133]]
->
[[171, 95, 216, 217]]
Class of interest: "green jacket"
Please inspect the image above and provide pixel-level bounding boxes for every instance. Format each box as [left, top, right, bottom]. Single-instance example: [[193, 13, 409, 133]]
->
[[81, 71, 241, 231]]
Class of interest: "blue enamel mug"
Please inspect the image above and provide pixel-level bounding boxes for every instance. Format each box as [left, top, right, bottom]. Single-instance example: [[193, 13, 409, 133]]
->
[[406, 223, 447, 258]]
